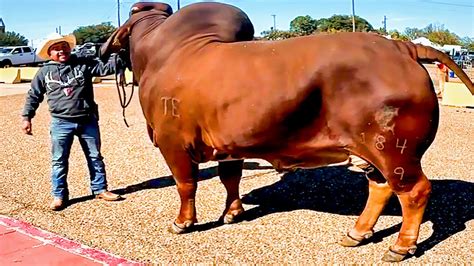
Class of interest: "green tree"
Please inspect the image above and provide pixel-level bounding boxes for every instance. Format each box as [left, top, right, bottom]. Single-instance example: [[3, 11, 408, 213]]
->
[[423, 24, 460, 45], [316, 15, 374, 33], [376, 27, 388, 35], [460, 37, 474, 50], [403, 27, 425, 40], [0, 31, 28, 46], [388, 29, 410, 41], [290, 15, 317, 35], [260, 29, 299, 40], [403, 24, 461, 45], [73, 22, 116, 44], [427, 30, 460, 45]]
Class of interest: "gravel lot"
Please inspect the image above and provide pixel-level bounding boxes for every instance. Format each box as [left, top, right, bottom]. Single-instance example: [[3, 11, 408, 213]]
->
[[0, 85, 472, 264]]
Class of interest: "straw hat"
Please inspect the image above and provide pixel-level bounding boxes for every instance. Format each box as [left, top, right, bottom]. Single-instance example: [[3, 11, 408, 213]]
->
[[37, 33, 76, 59]]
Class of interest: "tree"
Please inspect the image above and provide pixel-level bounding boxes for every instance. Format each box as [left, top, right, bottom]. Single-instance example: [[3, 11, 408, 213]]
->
[[427, 30, 460, 46], [460, 37, 474, 50], [388, 30, 410, 41], [402, 24, 461, 45], [73, 22, 116, 44], [260, 29, 299, 40], [423, 24, 460, 45], [316, 15, 374, 33], [0, 31, 28, 46], [290, 15, 317, 35], [376, 27, 388, 36], [403, 27, 425, 40]]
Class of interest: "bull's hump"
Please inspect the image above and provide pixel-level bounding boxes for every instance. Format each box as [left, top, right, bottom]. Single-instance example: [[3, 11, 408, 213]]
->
[[162, 2, 254, 44]]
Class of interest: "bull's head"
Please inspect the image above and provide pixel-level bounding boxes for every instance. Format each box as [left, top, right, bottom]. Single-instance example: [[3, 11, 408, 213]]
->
[[100, 2, 173, 66]]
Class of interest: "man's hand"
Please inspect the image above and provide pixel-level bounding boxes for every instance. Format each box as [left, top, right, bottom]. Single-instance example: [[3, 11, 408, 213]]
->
[[21, 119, 33, 135]]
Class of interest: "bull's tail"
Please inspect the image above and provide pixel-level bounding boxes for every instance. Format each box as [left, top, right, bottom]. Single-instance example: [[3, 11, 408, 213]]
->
[[398, 41, 474, 95]]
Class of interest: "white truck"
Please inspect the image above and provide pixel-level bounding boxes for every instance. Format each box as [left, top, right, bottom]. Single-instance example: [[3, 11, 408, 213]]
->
[[0, 46, 47, 67]]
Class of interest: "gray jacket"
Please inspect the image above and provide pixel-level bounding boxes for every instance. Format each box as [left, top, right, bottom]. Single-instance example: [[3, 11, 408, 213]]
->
[[22, 55, 118, 120]]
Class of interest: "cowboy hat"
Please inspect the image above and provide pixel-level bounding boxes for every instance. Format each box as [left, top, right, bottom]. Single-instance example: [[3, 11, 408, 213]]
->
[[37, 33, 76, 59]]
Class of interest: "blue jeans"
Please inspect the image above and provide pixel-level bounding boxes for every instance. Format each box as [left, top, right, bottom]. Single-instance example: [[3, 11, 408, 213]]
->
[[50, 116, 107, 199]]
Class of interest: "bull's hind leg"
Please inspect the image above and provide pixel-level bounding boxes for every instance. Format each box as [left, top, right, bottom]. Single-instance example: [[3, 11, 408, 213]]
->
[[342, 156, 431, 262], [340, 167, 393, 247], [343, 90, 437, 261], [353, 134, 432, 261], [382, 169, 431, 262], [376, 101, 436, 261], [218, 160, 245, 224]]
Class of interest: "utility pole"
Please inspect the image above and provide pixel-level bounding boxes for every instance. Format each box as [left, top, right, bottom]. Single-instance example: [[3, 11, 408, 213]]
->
[[351, 0, 356, 32], [117, 0, 121, 27], [271, 14, 276, 31], [177, 0, 181, 10], [382, 15, 387, 33]]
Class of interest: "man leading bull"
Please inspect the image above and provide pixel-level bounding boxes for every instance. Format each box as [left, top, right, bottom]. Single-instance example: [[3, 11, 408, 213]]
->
[[21, 33, 123, 210]]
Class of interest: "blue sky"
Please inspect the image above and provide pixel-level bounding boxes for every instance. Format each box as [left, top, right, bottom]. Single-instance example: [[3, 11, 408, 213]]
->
[[0, 0, 472, 47]]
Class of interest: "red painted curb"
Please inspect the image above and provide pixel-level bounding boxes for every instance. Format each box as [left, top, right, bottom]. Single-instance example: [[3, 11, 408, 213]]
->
[[0, 215, 142, 265]]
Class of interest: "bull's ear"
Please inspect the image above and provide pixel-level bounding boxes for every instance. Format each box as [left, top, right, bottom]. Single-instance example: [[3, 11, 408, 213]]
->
[[100, 26, 130, 61]]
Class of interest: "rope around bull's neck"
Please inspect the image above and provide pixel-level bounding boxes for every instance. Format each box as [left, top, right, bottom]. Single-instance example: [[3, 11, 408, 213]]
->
[[112, 12, 167, 127], [114, 54, 134, 127]]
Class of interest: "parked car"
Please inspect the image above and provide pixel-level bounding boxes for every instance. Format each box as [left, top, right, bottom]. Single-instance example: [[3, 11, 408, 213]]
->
[[0, 46, 47, 67], [453, 54, 474, 69]]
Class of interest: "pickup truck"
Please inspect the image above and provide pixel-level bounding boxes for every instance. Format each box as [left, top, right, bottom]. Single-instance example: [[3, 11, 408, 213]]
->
[[0, 46, 47, 67]]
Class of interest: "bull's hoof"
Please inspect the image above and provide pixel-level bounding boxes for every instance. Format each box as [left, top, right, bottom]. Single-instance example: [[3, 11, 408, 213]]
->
[[382, 249, 407, 262], [169, 220, 194, 234], [338, 231, 373, 247], [339, 234, 362, 247], [382, 245, 416, 262], [222, 208, 245, 224]]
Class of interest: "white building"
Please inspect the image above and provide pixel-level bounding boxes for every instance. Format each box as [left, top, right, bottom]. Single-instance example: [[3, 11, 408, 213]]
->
[[411, 37, 443, 51], [441, 44, 463, 56]]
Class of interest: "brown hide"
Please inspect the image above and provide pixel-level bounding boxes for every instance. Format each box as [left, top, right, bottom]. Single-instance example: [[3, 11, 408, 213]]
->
[[101, 2, 473, 261], [102, 2, 254, 144], [137, 32, 469, 168]]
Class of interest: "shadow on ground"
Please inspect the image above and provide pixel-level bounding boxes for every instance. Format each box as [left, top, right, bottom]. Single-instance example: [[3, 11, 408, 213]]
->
[[237, 166, 473, 258], [113, 161, 272, 195], [68, 161, 272, 205], [69, 163, 472, 258]]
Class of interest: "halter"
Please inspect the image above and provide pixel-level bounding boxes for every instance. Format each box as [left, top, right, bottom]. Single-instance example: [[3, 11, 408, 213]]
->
[[114, 52, 134, 127], [113, 12, 167, 127]]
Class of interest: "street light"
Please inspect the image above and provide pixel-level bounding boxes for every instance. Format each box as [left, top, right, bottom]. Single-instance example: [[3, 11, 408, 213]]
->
[[271, 14, 276, 31], [117, 0, 121, 27], [351, 0, 356, 32]]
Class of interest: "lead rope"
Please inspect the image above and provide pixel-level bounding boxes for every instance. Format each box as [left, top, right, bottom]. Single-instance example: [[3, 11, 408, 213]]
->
[[114, 54, 135, 127]]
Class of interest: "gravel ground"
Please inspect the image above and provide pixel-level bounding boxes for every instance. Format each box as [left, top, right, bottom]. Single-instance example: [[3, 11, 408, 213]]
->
[[0, 86, 473, 264]]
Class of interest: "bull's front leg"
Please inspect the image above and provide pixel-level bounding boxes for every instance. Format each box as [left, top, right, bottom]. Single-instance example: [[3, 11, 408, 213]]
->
[[159, 145, 199, 234], [218, 160, 245, 224]]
